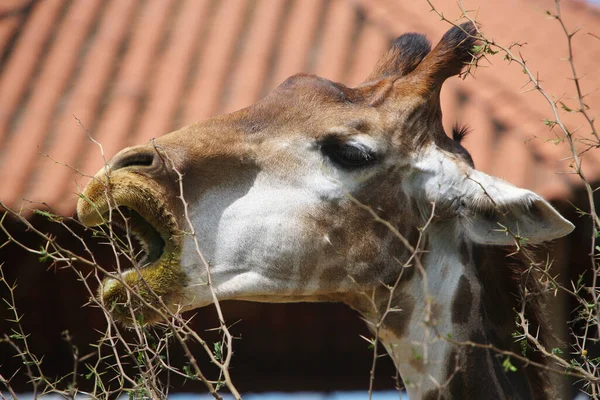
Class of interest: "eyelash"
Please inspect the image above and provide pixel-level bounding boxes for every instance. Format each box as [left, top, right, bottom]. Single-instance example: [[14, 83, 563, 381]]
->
[[320, 139, 378, 169]]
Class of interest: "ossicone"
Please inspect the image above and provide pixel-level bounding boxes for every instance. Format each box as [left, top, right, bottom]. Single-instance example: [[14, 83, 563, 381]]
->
[[366, 33, 432, 81], [360, 22, 481, 106], [411, 22, 480, 90]]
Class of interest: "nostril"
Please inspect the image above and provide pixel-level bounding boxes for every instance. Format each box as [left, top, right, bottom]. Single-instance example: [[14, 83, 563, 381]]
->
[[110, 149, 156, 171]]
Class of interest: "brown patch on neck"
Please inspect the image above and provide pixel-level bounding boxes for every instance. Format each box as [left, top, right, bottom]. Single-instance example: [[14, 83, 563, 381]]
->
[[429, 299, 444, 327], [450, 275, 473, 324], [441, 335, 511, 400], [408, 351, 425, 373], [341, 284, 416, 339], [380, 291, 416, 338]]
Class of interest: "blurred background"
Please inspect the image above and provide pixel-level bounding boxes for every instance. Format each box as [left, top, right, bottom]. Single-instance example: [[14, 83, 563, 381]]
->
[[0, 0, 599, 397]]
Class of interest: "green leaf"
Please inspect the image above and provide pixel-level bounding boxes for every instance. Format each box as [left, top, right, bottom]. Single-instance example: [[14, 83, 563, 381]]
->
[[502, 357, 518, 372], [518, 236, 529, 247], [411, 347, 422, 361], [471, 45, 484, 54], [560, 103, 574, 112], [38, 247, 50, 263], [183, 364, 195, 378], [552, 347, 563, 355], [213, 342, 223, 362], [33, 209, 63, 222], [359, 335, 376, 349], [577, 272, 586, 288]]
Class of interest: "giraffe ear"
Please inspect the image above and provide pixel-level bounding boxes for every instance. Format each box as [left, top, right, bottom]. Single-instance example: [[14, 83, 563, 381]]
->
[[457, 170, 574, 245]]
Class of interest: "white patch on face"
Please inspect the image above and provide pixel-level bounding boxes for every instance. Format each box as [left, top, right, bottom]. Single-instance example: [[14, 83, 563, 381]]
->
[[176, 133, 402, 308], [406, 144, 574, 244], [404, 145, 470, 207], [179, 166, 351, 308], [406, 144, 539, 208]]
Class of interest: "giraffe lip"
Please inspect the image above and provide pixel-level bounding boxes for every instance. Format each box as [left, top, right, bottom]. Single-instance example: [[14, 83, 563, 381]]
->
[[77, 175, 181, 263]]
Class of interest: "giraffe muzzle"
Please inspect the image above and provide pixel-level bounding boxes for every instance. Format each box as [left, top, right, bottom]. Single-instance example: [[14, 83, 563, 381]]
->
[[77, 170, 187, 325]]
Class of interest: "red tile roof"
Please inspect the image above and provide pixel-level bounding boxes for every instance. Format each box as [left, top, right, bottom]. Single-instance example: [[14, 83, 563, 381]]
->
[[0, 0, 599, 215]]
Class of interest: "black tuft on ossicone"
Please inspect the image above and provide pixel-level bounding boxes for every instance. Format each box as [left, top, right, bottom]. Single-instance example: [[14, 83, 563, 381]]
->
[[366, 32, 431, 81], [452, 123, 471, 143], [411, 21, 480, 89], [389, 33, 432, 74], [438, 22, 480, 74]]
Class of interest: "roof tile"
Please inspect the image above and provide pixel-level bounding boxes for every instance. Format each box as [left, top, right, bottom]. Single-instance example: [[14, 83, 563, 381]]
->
[[346, 19, 390, 86], [0, 1, 31, 60], [0, 0, 66, 143], [221, 0, 288, 114], [267, 0, 324, 89], [182, 0, 250, 124], [76, 0, 178, 204], [27, 0, 139, 209], [133, 0, 211, 145], [0, 0, 102, 208], [311, 0, 357, 81]]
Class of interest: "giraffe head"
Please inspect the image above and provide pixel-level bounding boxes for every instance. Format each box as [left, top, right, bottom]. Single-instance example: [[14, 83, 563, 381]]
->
[[77, 23, 573, 326]]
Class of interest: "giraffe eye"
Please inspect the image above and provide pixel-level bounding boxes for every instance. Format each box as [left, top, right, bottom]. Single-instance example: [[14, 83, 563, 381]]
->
[[321, 140, 378, 169]]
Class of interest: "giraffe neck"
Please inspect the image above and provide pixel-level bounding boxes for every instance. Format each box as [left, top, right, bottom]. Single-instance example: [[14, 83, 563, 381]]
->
[[362, 229, 540, 400]]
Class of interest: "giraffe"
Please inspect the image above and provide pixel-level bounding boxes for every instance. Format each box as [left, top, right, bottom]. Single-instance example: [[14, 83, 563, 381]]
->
[[77, 23, 574, 399]]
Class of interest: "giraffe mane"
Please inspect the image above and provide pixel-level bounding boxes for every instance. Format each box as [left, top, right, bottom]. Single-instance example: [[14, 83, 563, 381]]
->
[[451, 123, 470, 143], [474, 243, 554, 399]]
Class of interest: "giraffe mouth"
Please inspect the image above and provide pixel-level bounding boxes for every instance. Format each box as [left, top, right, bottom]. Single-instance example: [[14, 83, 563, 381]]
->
[[77, 184, 177, 265], [111, 206, 166, 266], [77, 175, 187, 325]]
